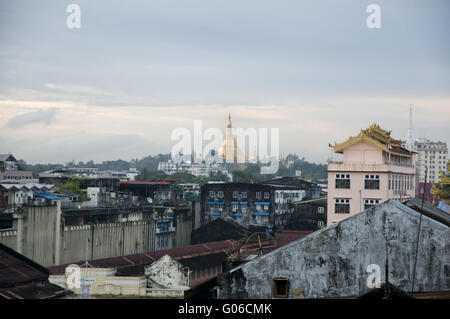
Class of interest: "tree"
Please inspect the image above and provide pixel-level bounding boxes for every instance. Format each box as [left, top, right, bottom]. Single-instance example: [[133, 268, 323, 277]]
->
[[56, 179, 89, 201], [135, 169, 167, 181]]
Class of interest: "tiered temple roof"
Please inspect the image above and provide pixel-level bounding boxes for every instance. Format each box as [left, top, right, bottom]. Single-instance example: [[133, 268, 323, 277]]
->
[[334, 124, 412, 157], [433, 160, 450, 201]]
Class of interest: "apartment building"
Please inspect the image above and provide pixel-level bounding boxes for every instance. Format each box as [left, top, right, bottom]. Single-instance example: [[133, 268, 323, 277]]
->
[[327, 124, 415, 225], [200, 182, 274, 228], [414, 138, 448, 184], [0, 154, 33, 181]]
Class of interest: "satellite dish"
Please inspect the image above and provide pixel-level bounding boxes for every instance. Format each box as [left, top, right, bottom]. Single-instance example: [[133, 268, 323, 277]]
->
[[241, 232, 277, 259], [147, 197, 153, 204]]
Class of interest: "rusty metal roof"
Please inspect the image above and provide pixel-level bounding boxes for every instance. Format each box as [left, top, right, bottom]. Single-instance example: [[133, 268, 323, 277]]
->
[[411, 291, 450, 299], [0, 282, 67, 299], [0, 243, 49, 287], [0, 243, 68, 299], [275, 230, 314, 248], [48, 240, 238, 275]]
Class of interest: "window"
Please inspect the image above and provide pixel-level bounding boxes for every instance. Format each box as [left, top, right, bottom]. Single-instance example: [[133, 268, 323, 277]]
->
[[256, 192, 262, 199], [209, 191, 215, 198], [217, 191, 224, 198], [317, 206, 324, 214], [264, 192, 270, 199], [335, 173, 350, 189], [364, 174, 380, 189], [272, 278, 290, 298], [241, 192, 247, 198], [364, 199, 379, 210], [335, 199, 350, 214], [233, 191, 239, 198]]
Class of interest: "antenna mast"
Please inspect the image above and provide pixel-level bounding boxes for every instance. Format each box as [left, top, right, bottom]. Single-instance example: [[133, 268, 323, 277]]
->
[[406, 105, 414, 152]]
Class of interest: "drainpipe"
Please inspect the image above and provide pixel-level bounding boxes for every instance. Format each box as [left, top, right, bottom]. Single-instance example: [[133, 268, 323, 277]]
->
[[359, 190, 362, 212], [411, 167, 427, 292]]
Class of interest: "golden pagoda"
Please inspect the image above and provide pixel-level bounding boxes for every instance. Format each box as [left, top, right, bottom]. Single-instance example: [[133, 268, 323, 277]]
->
[[217, 113, 247, 163]]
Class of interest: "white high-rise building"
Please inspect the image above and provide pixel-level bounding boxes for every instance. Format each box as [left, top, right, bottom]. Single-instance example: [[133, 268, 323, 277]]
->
[[414, 138, 448, 184]]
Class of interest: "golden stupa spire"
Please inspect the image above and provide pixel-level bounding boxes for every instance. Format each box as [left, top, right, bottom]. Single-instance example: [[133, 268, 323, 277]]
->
[[227, 113, 232, 128]]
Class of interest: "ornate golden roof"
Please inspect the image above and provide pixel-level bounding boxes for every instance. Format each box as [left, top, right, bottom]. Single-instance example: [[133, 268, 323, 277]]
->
[[433, 183, 450, 199], [438, 160, 450, 186], [334, 124, 411, 157]]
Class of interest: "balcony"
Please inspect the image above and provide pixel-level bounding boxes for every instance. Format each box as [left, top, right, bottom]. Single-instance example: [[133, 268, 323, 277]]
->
[[156, 226, 175, 234]]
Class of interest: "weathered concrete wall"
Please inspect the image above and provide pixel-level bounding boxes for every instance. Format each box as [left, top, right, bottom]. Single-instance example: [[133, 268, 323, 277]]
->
[[21, 205, 60, 267], [0, 205, 61, 267], [0, 204, 157, 267], [194, 201, 201, 230], [0, 202, 197, 268], [218, 200, 450, 298], [0, 229, 17, 250], [175, 217, 192, 248], [61, 221, 156, 264], [61, 225, 91, 264]]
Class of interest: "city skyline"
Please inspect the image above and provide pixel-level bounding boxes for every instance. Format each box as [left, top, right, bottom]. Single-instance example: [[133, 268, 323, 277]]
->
[[0, 0, 449, 164]]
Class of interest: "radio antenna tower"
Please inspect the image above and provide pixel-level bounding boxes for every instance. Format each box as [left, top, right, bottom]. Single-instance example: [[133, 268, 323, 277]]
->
[[405, 105, 414, 152]]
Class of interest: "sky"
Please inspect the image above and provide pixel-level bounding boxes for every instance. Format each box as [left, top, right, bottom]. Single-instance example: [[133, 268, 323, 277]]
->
[[0, 0, 449, 164]]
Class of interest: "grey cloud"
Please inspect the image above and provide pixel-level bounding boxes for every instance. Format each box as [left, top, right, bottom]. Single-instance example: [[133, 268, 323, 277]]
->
[[6, 109, 56, 129]]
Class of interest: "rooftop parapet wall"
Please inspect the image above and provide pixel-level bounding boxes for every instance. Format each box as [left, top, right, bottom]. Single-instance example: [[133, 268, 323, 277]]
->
[[64, 221, 149, 231], [61, 220, 156, 264]]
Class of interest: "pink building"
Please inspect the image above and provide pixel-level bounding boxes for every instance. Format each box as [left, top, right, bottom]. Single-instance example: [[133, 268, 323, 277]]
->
[[327, 124, 416, 225]]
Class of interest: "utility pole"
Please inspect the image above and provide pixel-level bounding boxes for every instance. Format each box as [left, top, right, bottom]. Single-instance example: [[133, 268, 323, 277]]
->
[[411, 166, 427, 292]]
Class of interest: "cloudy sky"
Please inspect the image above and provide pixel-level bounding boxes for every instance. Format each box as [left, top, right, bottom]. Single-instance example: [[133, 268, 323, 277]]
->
[[0, 0, 449, 164]]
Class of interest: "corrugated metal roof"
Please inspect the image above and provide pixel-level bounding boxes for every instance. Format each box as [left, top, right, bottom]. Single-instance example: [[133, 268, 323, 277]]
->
[[0, 183, 54, 191], [34, 192, 61, 200], [411, 291, 450, 299], [275, 230, 314, 247], [48, 240, 238, 275], [0, 243, 49, 287], [0, 154, 15, 162], [404, 198, 450, 227], [0, 243, 68, 299], [0, 282, 67, 299]]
